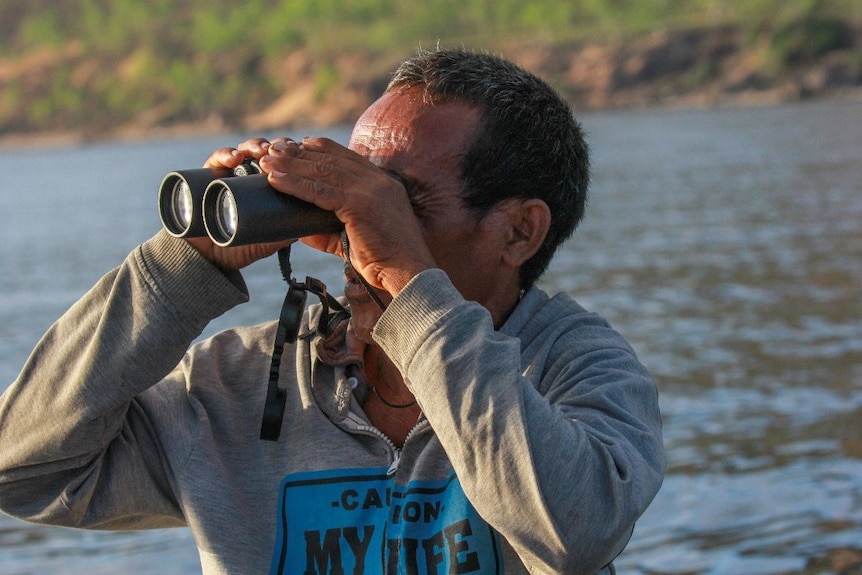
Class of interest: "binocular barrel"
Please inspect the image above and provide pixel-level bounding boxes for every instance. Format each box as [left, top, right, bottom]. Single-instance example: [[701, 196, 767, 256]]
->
[[203, 175, 343, 246], [158, 164, 342, 246], [158, 168, 230, 238]]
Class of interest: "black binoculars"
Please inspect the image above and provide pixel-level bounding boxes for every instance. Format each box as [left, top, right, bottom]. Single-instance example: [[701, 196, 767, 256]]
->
[[158, 161, 342, 246]]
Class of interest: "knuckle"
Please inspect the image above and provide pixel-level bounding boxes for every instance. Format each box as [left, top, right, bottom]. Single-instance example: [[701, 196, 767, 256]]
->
[[305, 179, 342, 212], [308, 179, 331, 202], [310, 161, 335, 178]]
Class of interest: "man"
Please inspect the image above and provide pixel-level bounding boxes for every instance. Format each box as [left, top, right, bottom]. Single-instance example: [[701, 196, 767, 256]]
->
[[0, 49, 664, 574]]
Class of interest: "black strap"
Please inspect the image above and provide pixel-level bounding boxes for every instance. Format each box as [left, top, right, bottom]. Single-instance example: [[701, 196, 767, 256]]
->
[[260, 247, 304, 441], [259, 282, 305, 441], [260, 233, 390, 441], [259, 246, 352, 441]]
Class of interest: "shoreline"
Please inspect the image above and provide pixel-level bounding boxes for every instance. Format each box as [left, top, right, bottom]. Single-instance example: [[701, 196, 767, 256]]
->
[[3, 22, 862, 152], [2, 86, 860, 152]]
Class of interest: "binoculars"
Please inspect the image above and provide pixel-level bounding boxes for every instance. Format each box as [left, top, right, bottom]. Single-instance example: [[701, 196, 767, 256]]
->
[[158, 161, 342, 246]]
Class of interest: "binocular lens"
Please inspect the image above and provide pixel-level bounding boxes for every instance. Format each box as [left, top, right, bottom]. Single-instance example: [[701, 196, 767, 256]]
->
[[215, 188, 238, 241], [171, 180, 194, 232], [159, 168, 226, 238]]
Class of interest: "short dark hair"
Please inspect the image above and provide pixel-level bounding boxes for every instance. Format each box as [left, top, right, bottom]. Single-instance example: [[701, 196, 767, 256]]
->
[[387, 48, 590, 290]]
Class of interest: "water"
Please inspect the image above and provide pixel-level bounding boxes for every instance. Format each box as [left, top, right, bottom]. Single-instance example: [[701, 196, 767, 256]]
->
[[0, 99, 860, 574]]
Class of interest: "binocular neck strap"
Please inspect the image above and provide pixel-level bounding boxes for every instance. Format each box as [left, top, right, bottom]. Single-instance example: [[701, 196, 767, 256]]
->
[[260, 230, 389, 441], [259, 246, 350, 441]]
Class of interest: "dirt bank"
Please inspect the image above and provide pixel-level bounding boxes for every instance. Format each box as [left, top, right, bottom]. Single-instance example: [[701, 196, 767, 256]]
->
[[2, 25, 861, 148], [234, 24, 862, 128]]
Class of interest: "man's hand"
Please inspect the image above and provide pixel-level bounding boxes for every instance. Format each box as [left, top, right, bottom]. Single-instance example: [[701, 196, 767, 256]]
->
[[259, 137, 437, 297]]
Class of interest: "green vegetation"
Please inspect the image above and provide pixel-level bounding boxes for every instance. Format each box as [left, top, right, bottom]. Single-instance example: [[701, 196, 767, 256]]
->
[[4, 0, 858, 57], [0, 0, 859, 136]]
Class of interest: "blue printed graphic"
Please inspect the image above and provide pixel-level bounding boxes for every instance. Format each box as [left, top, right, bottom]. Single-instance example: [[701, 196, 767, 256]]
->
[[269, 468, 503, 574]]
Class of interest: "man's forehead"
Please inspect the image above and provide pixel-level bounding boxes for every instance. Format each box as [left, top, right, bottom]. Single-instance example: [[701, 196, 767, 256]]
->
[[348, 89, 479, 167], [348, 90, 419, 153], [349, 120, 409, 156]]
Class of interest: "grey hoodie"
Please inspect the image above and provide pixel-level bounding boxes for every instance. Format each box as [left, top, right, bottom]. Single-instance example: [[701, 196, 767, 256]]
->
[[0, 232, 664, 574]]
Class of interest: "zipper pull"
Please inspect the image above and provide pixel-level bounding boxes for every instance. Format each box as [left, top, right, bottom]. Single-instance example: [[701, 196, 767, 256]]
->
[[387, 449, 401, 475]]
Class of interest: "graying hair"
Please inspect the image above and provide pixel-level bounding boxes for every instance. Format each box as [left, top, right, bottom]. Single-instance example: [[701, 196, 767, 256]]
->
[[388, 48, 590, 289]]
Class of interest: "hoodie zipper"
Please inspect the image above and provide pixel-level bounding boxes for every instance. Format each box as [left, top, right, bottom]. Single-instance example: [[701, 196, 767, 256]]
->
[[344, 413, 429, 475], [388, 417, 428, 475]]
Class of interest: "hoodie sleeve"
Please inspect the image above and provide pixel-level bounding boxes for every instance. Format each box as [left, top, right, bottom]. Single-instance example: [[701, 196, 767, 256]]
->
[[0, 231, 248, 528], [373, 269, 665, 574]]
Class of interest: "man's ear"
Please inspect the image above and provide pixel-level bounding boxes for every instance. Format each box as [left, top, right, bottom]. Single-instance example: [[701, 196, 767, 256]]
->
[[501, 198, 551, 268]]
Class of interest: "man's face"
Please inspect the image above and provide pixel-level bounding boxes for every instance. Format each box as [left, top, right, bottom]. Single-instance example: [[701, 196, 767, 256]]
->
[[344, 87, 510, 341]]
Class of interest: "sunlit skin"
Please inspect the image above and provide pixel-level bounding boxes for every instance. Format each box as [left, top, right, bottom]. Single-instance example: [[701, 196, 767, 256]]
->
[[189, 87, 550, 445]]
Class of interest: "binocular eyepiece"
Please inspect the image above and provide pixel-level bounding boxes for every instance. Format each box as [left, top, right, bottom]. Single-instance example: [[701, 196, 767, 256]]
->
[[158, 161, 342, 246]]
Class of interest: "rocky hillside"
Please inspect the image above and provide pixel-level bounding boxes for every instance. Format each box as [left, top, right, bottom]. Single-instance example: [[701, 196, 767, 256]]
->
[[247, 26, 862, 127], [2, 22, 860, 146]]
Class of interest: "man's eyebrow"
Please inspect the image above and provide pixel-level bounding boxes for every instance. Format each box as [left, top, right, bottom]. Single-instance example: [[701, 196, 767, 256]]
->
[[384, 169, 407, 188], [384, 170, 426, 197]]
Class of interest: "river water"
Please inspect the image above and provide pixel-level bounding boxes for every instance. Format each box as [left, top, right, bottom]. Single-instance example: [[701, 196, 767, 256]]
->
[[0, 98, 860, 574]]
